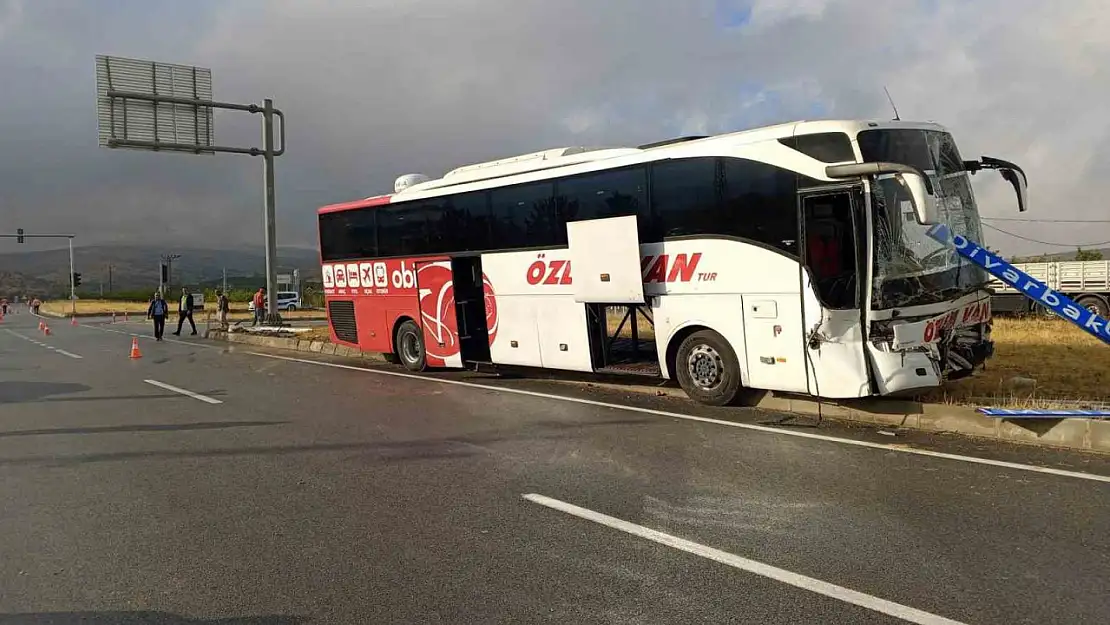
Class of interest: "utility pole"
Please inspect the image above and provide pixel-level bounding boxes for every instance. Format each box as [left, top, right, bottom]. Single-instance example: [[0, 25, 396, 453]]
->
[[222, 267, 228, 294], [107, 264, 113, 294]]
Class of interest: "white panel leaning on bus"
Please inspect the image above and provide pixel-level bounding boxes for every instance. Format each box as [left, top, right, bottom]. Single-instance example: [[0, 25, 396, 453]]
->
[[320, 119, 1028, 406]]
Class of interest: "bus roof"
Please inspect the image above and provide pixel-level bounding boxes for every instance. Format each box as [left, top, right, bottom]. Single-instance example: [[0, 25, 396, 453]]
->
[[317, 118, 947, 215]]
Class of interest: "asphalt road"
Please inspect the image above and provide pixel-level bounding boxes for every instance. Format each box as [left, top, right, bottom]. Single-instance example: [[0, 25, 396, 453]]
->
[[1, 311, 1108, 624]]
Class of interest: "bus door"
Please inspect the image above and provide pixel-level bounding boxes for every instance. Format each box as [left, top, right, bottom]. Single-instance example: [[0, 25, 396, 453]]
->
[[450, 255, 491, 363], [799, 187, 872, 398], [411, 258, 465, 368]]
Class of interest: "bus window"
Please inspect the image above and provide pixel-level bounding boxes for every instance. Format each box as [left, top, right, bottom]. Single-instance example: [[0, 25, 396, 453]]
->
[[443, 191, 492, 252], [649, 157, 719, 240], [721, 158, 799, 256], [555, 166, 648, 226], [491, 182, 556, 248]]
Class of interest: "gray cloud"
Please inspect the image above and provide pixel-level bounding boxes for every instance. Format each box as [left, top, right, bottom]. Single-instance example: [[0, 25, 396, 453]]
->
[[1, 0, 1109, 256]]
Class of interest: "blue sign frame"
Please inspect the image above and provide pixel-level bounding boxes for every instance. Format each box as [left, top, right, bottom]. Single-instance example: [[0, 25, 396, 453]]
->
[[979, 408, 1110, 418], [926, 223, 1110, 346]]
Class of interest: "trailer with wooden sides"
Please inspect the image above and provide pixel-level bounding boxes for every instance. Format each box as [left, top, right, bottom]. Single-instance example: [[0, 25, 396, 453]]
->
[[989, 260, 1110, 317]]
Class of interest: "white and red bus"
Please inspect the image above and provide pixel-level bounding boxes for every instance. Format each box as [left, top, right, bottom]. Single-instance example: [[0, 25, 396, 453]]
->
[[317, 120, 1028, 405]]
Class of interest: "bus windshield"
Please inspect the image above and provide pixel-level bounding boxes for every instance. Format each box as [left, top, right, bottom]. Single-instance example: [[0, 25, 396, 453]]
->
[[859, 128, 987, 309]]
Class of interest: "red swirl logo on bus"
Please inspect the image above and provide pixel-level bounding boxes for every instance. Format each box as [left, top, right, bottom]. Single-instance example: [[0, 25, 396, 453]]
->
[[416, 262, 498, 363]]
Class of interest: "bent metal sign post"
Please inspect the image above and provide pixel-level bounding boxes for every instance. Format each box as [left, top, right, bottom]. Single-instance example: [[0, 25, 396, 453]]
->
[[925, 223, 1110, 347]]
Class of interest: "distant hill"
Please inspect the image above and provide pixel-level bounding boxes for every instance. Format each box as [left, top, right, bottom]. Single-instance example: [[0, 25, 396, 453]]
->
[[0, 244, 320, 298]]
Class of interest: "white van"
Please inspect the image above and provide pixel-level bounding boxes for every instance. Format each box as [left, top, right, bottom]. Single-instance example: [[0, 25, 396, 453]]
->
[[248, 291, 301, 312]]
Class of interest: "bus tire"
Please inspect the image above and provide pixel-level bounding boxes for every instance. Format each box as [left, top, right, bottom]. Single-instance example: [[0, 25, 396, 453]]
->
[[394, 320, 427, 372], [674, 329, 743, 406]]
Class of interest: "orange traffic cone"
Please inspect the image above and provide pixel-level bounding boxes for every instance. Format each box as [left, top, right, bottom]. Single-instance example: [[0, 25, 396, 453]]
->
[[71, 316, 78, 326], [43, 325, 51, 336], [38, 321, 44, 331], [129, 337, 142, 359]]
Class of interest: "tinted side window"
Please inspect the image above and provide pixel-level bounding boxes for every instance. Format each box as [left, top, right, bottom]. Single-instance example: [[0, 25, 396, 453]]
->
[[779, 132, 855, 163], [377, 204, 433, 257], [319, 209, 376, 261], [490, 182, 556, 248], [721, 158, 799, 255], [649, 157, 720, 241], [442, 191, 491, 252], [556, 166, 648, 225]]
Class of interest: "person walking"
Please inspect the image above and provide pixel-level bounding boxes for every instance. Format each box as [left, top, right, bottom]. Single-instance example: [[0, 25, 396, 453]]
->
[[173, 287, 197, 336], [147, 291, 168, 341], [252, 287, 266, 326], [216, 289, 230, 329]]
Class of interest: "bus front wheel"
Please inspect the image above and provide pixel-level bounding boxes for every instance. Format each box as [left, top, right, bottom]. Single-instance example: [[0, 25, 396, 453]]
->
[[674, 329, 743, 406], [395, 320, 427, 372]]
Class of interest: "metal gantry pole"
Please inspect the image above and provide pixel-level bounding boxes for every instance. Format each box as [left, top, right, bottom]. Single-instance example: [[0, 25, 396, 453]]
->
[[262, 98, 280, 325]]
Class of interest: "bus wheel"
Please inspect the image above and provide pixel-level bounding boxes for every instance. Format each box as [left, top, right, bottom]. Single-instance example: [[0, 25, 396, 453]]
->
[[395, 320, 427, 372], [675, 329, 742, 406]]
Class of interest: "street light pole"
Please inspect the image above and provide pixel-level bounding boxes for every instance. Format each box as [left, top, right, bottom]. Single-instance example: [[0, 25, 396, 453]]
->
[[262, 98, 280, 325]]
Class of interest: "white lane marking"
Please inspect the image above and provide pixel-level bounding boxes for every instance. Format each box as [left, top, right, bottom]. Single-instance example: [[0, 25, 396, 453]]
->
[[3, 329, 83, 359], [79, 322, 220, 350], [143, 379, 223, 404], [524, 493, 968, 625], [247, 351, 1110, 484]]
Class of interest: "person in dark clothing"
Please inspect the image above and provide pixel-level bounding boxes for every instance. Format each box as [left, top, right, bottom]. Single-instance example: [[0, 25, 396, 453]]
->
[[173, 287, 197, 336], [147, 292, 168, 341]]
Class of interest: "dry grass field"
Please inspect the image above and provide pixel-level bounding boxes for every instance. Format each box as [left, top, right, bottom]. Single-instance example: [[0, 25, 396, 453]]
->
[[923, 317, 1110, 407]]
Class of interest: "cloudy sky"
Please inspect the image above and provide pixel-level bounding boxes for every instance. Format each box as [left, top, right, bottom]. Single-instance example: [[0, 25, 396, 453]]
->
[[1, 0, 1108, 256]]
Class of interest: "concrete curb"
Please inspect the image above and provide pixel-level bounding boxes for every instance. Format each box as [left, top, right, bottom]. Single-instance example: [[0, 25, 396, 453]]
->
[[204, 329, 1108, 455], [748, 393, 1110, 453], [206, 329, 385, 363], [604, 383, 1110, 455]]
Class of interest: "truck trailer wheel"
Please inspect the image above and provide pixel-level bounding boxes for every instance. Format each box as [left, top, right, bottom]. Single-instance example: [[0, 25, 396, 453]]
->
[[674, 329, 743, 406], [395, 320, 427, 372], [1076, 295, 1109, 318]]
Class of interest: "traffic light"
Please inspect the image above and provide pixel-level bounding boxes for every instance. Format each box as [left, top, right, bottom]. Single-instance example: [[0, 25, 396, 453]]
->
[[73, 272, 82, 287], [16, 228, 23, 243]]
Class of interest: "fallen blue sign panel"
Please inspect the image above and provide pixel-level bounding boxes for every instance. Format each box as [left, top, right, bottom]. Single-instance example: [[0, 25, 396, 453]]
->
[[926, 223, 1110, 347], [979, 408, 1110, 418]]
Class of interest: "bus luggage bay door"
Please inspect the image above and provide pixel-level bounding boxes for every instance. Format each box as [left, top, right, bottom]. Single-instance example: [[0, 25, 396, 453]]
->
[[567, 215, 646, 305]]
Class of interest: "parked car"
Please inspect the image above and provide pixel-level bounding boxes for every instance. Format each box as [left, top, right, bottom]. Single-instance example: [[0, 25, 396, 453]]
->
[[248, 291, 302, 312]]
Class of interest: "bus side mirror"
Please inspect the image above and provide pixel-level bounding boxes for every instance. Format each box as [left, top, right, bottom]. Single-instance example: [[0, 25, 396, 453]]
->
[[1000, 167, 1029, 213], [895, 171, 939, 225]]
